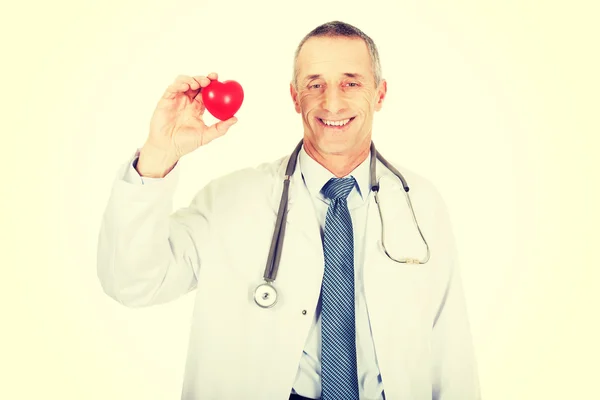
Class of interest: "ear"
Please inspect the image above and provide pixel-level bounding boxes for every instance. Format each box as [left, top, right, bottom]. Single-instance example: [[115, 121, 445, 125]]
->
[[290, 82, 302, 113], [374, 79, 387, 112]]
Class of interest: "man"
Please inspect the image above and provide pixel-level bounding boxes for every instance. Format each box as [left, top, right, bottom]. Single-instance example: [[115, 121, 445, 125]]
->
[[97, 21, 481, 399]]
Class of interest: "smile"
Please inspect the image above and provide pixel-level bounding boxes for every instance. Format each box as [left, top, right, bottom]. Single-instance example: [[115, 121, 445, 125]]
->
[[317, 117, 356, 128]]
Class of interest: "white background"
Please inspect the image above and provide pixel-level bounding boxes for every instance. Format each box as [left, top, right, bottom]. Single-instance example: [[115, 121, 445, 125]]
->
[[2, 0, 599, 399]]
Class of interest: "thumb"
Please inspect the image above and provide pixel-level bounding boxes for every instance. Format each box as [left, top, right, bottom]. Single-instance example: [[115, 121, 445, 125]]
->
[[215, 116, 238, 134], [204, 116, 238, 142]]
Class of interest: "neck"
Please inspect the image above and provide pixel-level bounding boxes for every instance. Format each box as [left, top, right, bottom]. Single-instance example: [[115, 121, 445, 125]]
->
[[304, 138, 371, 178]]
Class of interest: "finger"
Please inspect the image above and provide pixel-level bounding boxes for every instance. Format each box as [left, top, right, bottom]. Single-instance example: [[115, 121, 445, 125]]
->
[[163, 74, 207, 100], [192, 89, 205, 105], [190, 72, 219, 104], [192, 72, 218, 88], [191, 75, 212, 88], [162, 81, 191, 99], [203, 117, 238, 142], [174, 75, 201, 91]]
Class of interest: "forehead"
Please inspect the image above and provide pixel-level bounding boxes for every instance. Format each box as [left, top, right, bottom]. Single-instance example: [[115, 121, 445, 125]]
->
[[296, 36, 373, 79]]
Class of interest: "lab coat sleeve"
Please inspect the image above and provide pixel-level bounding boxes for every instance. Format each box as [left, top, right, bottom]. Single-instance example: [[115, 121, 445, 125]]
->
[[96, 150, 211, 307], [430, 190, 481, 400], [122, 154, 163, 185]]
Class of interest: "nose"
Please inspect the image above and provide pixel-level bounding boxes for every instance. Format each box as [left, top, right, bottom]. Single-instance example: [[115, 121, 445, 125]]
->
[[321, 86, 346, 114]]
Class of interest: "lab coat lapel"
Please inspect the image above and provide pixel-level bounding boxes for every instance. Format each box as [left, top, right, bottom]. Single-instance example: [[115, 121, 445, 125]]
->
[[271, 153, 324, 306], [285, 158, 323, 264], [243, 156, 324, 399], [363, 161, 433, 399]]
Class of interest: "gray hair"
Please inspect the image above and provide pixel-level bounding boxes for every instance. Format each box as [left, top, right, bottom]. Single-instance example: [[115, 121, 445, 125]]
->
[[292, 20, 382, 89]]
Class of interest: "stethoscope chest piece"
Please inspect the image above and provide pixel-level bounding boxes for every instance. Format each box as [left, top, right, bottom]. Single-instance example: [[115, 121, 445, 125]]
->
[[254, 283, 278, 308]]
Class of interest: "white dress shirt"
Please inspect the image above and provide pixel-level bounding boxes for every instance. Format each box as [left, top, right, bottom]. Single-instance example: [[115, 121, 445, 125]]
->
[[124, 147, 385, 399], [291, 146, 384, 400]]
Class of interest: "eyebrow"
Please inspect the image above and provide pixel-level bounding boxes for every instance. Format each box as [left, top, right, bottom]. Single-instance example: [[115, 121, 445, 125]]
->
[[303, 72, 366, 82], [343, 73, 365, 80]]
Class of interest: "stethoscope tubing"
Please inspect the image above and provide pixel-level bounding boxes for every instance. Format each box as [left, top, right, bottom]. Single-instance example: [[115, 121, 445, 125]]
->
[[255, 138, 430, 308], [262, 140, 303, 284]]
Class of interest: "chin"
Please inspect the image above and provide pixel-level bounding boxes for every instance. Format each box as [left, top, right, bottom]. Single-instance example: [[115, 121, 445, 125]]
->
[[315, 136, 359, 156]]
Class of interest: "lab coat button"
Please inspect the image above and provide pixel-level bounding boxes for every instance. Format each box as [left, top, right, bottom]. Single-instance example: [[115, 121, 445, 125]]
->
[[302, 310, 307, 315]]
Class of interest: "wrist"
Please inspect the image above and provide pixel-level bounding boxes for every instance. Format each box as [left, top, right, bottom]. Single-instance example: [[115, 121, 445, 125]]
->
[[136, 143, 179, 178]]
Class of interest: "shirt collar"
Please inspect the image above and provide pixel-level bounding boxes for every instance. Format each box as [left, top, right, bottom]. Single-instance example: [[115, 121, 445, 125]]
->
[[298, 144, 371, 201]]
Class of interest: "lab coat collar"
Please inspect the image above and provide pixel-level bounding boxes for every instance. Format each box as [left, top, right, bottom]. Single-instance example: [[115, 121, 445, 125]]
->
[[298, 144, 371, 203]]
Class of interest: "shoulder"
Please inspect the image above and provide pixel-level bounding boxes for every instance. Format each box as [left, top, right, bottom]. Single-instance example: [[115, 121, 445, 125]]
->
[[217, 155, 287, 189], [375, 155, 449, 217], [188, 154, 288, 209], [376, 155, 439, 196]]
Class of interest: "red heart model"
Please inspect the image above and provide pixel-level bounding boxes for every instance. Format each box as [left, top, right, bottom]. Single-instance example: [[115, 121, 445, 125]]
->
[[201, 79, 244, 121]]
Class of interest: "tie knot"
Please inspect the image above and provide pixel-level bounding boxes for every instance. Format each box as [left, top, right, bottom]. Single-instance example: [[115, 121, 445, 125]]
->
[[322, 177, 356, 200]]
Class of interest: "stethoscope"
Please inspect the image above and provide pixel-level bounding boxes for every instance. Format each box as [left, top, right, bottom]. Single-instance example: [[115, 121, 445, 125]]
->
[[253, 139, 431, 308]]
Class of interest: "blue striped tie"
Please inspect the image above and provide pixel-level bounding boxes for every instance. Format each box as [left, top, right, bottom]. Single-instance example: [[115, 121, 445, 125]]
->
[[320, 176, 359, 400]]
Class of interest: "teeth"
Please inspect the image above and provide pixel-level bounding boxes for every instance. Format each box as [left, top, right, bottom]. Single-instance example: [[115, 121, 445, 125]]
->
[[321, 118, 351, 126]]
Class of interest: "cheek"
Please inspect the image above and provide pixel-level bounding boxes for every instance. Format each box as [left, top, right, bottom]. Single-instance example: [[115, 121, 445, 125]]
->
[[298, 93, 318, 114], [357, 91, 378, 114]]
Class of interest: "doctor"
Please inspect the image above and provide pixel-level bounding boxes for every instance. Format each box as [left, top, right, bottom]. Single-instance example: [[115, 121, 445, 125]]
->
[[97, 20, 480, 400]]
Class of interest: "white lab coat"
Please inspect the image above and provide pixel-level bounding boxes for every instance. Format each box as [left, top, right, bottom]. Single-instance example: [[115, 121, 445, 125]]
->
[[97, 148, 481, 400]]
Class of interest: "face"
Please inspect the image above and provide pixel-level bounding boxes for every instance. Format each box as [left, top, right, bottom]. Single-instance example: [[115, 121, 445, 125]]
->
[[290, 36, 387, 158]]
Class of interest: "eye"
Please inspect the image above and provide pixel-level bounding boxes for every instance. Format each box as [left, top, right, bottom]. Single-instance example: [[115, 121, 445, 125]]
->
[[346, 82, 359, 87], [309, 83, 323, 89]]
